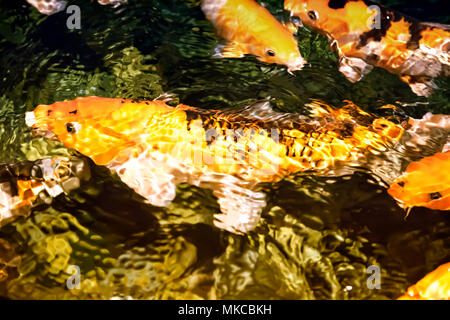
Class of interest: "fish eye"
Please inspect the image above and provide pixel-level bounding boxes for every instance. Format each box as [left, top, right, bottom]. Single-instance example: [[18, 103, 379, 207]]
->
[[429, 192, 442, 200], [266, 49, 276, 57], [307, 10, 319, 21], [66, 122, 80, 134]]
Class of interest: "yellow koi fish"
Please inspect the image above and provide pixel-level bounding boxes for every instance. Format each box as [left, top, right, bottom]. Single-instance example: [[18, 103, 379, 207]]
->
[[202, 0, 306, 72], [388, 151, 450, 212], [25, 96, 429, 234]]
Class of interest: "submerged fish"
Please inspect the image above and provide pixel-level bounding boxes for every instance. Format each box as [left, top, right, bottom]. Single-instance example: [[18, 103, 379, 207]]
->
[[284, 0, 450, 96], [398, 262, 450, 300], [388, 151, 450, 212], [26, 0, 127, 15], [25, 96, 450, 234], [0, 157, 90, 227], [202, 0, 306, 72]]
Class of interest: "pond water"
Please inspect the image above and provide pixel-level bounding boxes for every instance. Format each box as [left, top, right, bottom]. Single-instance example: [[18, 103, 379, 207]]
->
[[0, 0, 448, 299]]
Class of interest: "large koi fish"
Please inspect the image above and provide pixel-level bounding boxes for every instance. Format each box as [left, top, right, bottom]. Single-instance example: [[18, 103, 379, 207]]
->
[[25, 97, 449, 234]]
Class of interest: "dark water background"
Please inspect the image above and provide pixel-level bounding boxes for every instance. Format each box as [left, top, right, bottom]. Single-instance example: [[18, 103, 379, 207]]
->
[[0, 0, 449, 299]]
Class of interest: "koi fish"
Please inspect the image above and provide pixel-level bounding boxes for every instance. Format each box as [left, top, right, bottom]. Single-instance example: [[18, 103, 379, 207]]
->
[[202, 0, 306, 72], [284, 0, 450, 96], [0, 157, 90, 227], [388, 151, 450, 212], [398, 262, 450, 300], [25, 96, 416, 234], [26, 0, 127, 15]]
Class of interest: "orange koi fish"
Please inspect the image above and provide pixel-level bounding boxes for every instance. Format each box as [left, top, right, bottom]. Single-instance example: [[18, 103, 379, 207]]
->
[[0, 157, 90, 227], [26, 0, 127, 15], [398, 262, 450, 300], [202, 0, 306, 72], [388, 151, 450, 212], [284, 0, 450, 96], [25, 96, 420, 234]]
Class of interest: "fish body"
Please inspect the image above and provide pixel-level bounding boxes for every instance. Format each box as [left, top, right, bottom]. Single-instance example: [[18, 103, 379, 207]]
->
[[202, 0, 306, 72], [398, 262, 450, 300], [26, 97, 406, 234], [388, 151, 450, 211], [284, 0, 450, 96]]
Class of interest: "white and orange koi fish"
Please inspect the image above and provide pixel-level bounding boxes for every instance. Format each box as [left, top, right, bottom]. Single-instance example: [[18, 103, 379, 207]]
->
[[284, 0, 450, 96]]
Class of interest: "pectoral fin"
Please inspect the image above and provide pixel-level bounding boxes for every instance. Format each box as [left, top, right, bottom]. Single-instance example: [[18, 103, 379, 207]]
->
[[197, 174, 266, 234], [108, 151, 180, 207], [108, 149, 267, 234], [338, 57, 374, 83], [214, 42, 246, 58], [213, 187, 266, 235]]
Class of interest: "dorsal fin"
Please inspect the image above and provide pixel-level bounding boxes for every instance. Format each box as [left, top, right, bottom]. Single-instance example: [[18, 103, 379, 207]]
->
[[421, 22, 450, 31], [154, 93, 176, 103], [238, 100, 276, 120], [220, 100, 279, 121]]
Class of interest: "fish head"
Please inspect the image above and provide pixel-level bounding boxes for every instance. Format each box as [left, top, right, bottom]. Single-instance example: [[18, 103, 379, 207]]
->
[[284, 0, 339, 32], [247, 8, 306, 72], [371, 118, 404, 140], [284, 0, 377, 39], [398, 262, 450, 300], [388, 151, 450, 212], [25, 97, 160, 165], [254, 31, 306, 73]]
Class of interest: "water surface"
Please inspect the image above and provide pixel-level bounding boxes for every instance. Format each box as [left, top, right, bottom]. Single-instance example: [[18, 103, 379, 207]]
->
[[0, 0, 449, 299]]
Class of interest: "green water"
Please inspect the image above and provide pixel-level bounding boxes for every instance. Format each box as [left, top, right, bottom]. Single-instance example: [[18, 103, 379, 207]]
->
[[0, 0, 449, 299]]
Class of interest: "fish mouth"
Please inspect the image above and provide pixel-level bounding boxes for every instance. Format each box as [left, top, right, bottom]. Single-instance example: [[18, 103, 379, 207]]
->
[[25, 111, 57, 140], [25, 111, 37, 127], [287, 57, 307, 74]]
